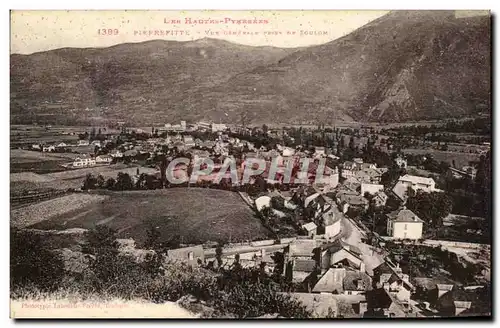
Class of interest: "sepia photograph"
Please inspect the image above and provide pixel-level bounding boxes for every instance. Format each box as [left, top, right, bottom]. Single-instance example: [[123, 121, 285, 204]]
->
[[9, 9, 492, 319]]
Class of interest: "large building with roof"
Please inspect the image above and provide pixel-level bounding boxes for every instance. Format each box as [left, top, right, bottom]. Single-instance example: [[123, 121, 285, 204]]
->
[[386, 208, 424, 240], [392, 174, 439, 202]]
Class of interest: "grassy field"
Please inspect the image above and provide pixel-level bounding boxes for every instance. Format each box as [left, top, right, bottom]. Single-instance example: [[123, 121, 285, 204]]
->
[[11, 193, 109, 228], [19, 188, 272, 245], [10, 125, 82, 147], [402, 148, 481, 168], [10, 149, 80, 174], [10, 161, 156, 193]]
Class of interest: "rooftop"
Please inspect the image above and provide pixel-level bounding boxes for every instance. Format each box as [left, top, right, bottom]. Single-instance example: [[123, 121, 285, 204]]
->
[[387, 209, 424, 223], [294, 258, 317, 272], [286, 293, 338, 318], [399, 174, 435, 186], [288, 239, 319, 257], [312, 267, 346, 293], [343, 270, 372, 291], [167, 245, 204, 262], [302, 222, 318, 232], [321, 239, 363, 258]]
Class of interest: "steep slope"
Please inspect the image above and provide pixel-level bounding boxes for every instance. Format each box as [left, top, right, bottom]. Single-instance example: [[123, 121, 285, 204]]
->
[[10, 38, 297, 124], [202, 11, 490, 124]]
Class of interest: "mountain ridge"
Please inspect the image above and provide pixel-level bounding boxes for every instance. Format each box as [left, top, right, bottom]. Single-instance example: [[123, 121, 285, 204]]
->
[[10, 11, 491, 125]]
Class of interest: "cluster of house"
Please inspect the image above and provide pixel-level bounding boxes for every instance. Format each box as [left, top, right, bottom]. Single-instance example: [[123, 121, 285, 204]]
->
[[256, 174, 427, 242], [157, 121, 229, 134], [105, 146, 485, 317], [254, 186, 342, 239], [161, 227, 485, 318], [72, 154, 113, 167], [31, 139, 106, 153], [391, 173, 441, 203], [154, 134, 342, 188]]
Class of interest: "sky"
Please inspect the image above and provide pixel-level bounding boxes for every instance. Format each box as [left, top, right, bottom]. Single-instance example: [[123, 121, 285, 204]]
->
[[10, 10, 390, 54]]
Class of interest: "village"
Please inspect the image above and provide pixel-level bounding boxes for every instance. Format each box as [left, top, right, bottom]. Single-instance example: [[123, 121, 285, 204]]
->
[[13, 118, 492, 318]]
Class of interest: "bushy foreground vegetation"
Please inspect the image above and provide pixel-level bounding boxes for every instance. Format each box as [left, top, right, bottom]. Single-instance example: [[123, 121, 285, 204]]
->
[[10, 227, 311, 318]]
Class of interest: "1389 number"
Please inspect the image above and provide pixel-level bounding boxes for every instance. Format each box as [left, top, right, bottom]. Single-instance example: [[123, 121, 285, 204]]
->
[[98, 29, 119, 35]]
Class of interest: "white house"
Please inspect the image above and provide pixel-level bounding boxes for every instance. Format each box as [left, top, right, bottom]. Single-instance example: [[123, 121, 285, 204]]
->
[[78, 140, 90, 146], [322, 208, 341, 239], [255, 196, 272, 212], [314, 147, 326, 157], [110, 150, 124, 158], [392, 174, 438, 202], [373, 261, 413, 304], [57, 142, 68, 148], [398, 174, 436, 192], [183, 135, 196, 148], [195, 122, 211, 131], [96, 155, 113, 164], [42, 145, 56, 152], [282, 147, 295, 157], [302, 222, 318, 238], [341, 161, 357, 179], [395, 156, 407, 168], [372, 191, 388, 207], [91, 140, 102, 147], [211, 123, 227, 133], [314, 166, 339, 191], [386, 208, 424, 240], [73, 156, 96, 167]]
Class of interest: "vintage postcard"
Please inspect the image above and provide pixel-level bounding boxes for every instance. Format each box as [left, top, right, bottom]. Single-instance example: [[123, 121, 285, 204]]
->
[[10, 10, 491, 319]]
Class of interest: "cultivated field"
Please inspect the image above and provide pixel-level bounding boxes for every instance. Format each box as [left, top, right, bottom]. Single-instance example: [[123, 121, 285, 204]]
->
[[10, 149, 79, 174], [402, 148, 481, 168], [44, 164, 153, 181], [10, 163, 157, 193], [10, 125, 83, 147], [17, 188, 272, 245], [11, 193, 109, 228]]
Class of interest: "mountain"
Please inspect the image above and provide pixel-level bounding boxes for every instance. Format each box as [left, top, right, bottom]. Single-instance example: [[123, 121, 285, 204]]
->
[[201, 11, 491, 124], [10, 38, 298, 125], [10, 11, 491, 125]]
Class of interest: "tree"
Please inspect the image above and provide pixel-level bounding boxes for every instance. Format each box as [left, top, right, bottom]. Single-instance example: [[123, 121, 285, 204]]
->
[[348, 135, 355, 151], [159, 157, 168, 188], [145, 174, 157, 190], [144, 225, 162, 250], [82, 173, 97, 190], [381, 165, 402, 188], [82, 226, 149, 292], [215, 243, 224, 268], [135, 173, 148, 189], [96, 174, 105, 189], [115, 172, 134, 190], [339, 135, 346, 149], [240, 110, 252, 127], [105, 177, 116, 190], [90, 127, 96, 141], [474, 151, 492, 226], [407, 191, 453, 228], [262, 124, 269, 134], [11, 228, 65, 292]]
